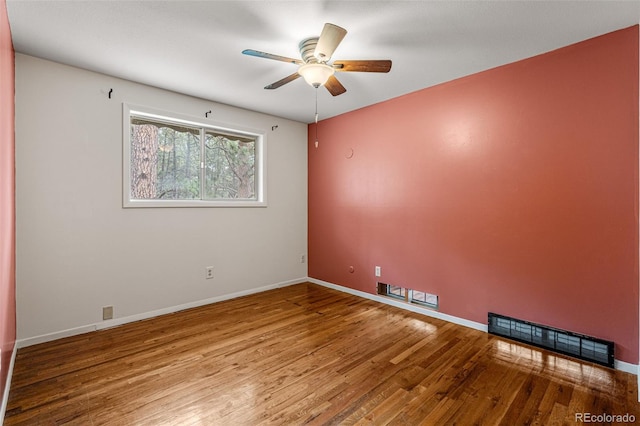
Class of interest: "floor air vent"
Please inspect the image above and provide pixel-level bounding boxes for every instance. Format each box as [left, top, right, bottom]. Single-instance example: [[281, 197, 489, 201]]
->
[[488, 312, 614, 368]]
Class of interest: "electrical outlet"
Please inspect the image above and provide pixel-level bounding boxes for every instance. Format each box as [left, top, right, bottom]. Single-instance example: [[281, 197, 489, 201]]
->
[[300, 254, 306, 264], [206, 266, 214, 279], [102, 306, 113, 320], [375, 266, 381, 277]]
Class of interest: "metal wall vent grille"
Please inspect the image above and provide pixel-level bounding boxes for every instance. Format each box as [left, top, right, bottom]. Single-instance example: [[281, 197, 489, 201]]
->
[[488, 312, 614, 368]]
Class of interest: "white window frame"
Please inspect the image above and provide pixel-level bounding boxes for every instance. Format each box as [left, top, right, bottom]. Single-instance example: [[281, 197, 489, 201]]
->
[[123, 103, 267, 208], [409, 289, 439, 309]]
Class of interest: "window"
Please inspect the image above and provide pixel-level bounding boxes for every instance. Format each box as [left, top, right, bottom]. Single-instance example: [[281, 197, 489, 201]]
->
[[378, 283, 405, 300], [377, 282, 439, 310], [123, 104, 266, 207], [409, 290, 438, 309]]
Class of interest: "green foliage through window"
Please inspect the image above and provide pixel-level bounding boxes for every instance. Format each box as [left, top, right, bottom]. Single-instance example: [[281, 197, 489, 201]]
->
[[205, 132, 255, 200], [129, 116, 258, 202]]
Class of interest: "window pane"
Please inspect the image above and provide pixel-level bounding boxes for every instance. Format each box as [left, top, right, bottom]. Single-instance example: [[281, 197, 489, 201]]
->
[[410, 290, 438, 308], [389, 285, 405, 298], [204, 132, 256, 200], [130, 118, 201, 200]]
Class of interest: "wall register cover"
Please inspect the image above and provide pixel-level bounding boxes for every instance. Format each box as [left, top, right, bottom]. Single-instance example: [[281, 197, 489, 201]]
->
[[488, 312, 614, 368]]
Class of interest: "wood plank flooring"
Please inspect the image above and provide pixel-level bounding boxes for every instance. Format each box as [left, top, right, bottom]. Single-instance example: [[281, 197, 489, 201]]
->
[[5, 282, 640, 425]]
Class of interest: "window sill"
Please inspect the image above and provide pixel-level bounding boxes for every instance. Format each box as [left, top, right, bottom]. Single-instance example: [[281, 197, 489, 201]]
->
[[123, 199, 267, 208]]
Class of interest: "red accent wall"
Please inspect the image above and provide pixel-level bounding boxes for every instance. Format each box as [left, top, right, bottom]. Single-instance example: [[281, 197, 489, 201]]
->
[[309, 26, 639, 364], [0, 0, 15, 403]]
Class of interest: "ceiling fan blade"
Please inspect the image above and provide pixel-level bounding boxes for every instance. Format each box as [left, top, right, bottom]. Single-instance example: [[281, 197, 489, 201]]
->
[[324, 75, 347, 96], [314, 23, 347, 62], [333, 60, 392, 73], [265, 72, 301, 90], [242, 49, 302, 65]]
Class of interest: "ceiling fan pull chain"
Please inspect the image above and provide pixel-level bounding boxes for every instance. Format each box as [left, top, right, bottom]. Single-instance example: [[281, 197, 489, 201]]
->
[[315, 88, 319, 148]]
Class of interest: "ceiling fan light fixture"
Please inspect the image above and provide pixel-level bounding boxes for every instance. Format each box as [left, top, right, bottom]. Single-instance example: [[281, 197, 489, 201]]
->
[[298, 63, 334, 88], [243, 22, 391, 96]]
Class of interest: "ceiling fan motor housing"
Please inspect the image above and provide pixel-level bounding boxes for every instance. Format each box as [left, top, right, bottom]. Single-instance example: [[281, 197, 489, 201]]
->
[[299, 37, 321, 63]]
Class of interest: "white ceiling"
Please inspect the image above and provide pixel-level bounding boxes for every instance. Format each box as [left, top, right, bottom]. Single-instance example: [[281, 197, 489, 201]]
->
[[6, 1, 640, 124]]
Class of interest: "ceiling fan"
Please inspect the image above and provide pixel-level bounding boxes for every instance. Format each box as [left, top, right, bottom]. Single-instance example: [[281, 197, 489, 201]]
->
[[242, 23, 392, 96]]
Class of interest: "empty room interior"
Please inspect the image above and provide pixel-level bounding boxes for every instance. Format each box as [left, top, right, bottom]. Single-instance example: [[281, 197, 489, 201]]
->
[[1, 1, 640, 424]]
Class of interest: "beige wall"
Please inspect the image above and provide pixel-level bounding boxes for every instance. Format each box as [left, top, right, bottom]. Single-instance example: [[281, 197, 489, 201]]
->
[[15, 54, 308, 342]]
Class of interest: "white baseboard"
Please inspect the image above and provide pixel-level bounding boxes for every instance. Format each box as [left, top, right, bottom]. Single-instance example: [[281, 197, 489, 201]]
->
[[308, 277, 487, 332], [16, 324, 97, 349], [615, 359, 639, 375], [17, 277, 306, 349], [308, 278, 639, 376], [1, 343, 17, 424]]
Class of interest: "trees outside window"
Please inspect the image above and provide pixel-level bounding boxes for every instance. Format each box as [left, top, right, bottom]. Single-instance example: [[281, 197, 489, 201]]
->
[[124, 105, 265, 208]]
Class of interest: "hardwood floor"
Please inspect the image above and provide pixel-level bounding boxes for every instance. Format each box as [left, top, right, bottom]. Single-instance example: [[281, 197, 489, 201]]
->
[[5, 282, 639, 425]]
